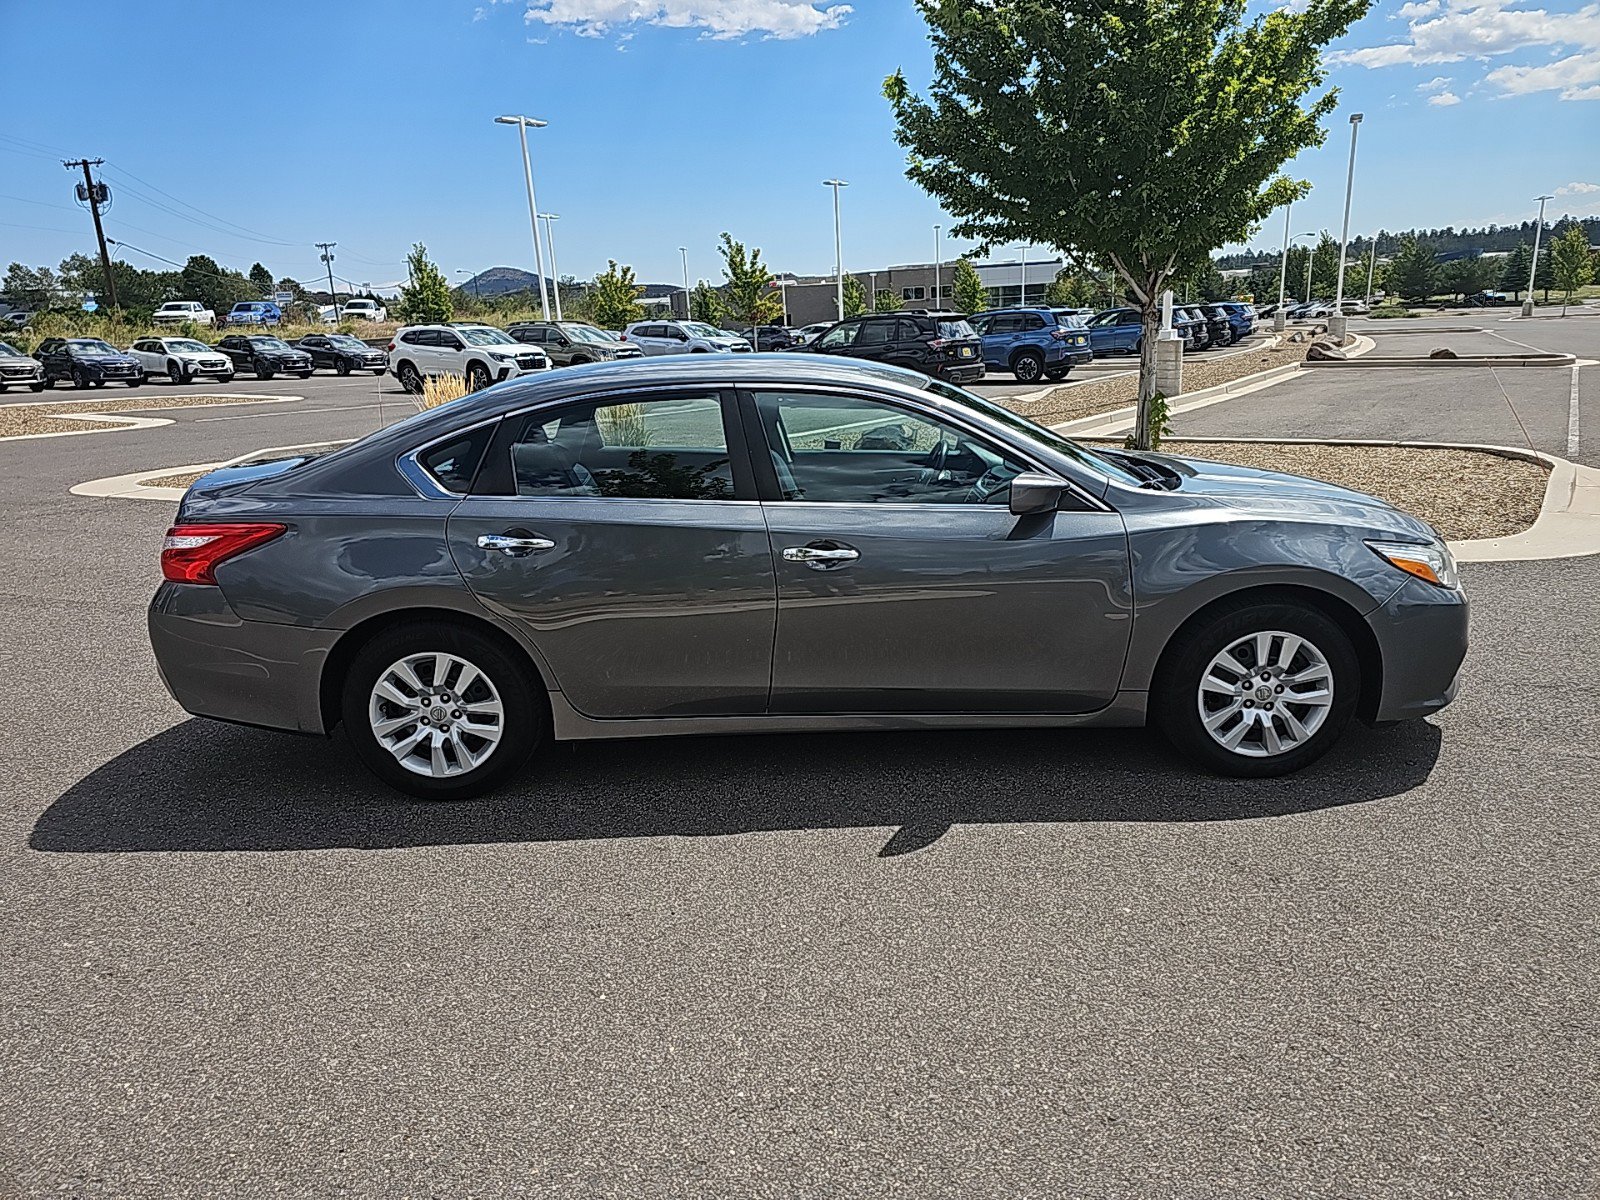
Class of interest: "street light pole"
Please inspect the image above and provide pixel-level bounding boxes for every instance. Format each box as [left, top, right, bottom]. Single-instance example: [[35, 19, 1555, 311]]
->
[[539, 213, 562, 320], [1331, 112, 1364, 340], [1306, 240, 1316, 304], [933, 224, 941, 308], [679, 246, 690, 319], [1523, 194, 1554, 316], [1018, 244, 1029, 306], [823, 179, 848, 318], [1365, 235, 1378, 307], [1275, 203, 1293, 332], [494, 114, 551, 320]]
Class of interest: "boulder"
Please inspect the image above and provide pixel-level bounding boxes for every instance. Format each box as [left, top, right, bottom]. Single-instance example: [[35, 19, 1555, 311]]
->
[[1305, 340, 1347, 362], [1429, 347, 1459, 359]]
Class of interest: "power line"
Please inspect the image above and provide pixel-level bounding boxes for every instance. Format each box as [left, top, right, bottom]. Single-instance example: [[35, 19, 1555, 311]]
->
[[101, 162, 299, 246]]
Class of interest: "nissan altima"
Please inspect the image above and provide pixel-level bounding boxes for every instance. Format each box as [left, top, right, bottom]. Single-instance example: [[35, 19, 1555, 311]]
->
[[148, 356, 1467, 799]]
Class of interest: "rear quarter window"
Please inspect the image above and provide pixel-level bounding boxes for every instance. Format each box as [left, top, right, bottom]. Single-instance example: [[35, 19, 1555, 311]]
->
[[419, 424, 495, 494]]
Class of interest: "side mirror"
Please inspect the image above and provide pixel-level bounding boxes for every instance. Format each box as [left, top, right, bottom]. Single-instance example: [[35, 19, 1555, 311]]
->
[[1008, 471, 1069, 516]]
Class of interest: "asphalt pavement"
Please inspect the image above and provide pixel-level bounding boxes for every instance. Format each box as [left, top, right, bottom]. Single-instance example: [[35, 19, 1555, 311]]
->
[[1, 324, 1597, 1197]]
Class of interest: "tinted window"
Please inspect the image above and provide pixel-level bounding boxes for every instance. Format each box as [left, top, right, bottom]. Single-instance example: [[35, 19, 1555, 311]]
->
[[1021, 313, 1048, 331], [752, 391, 1026, 505], [854, 320, 895, 347], [896, 319, 928, 341], [817, 323, 857, 349], [503, 395, 733, 500], [990, 314, 1023, 335], [937, 320, 977, 339], [419, 424, 495, 493], [399, 330, 428, 346]]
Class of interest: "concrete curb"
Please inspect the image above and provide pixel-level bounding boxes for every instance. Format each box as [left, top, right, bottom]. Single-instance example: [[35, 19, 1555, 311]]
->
[[1007, 330, 1285, 406], [1304, 352, 1575, 369], [0, 394, 298, 444]]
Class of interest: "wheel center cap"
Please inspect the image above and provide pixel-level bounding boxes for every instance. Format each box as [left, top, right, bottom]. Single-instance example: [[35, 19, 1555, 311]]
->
[[429, 706, 447, 724], [1255, 686, 1273, 701]]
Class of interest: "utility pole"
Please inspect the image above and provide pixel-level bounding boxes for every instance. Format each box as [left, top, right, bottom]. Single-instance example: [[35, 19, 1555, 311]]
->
[[823, 179, 848, 319], [63, 158, 119, 311], [317, 243, 338, 318]]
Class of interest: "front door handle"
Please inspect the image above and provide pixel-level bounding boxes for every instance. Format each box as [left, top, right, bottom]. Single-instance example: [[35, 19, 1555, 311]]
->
[[478, 533, 555, 558], [782, 543, 860, 570]]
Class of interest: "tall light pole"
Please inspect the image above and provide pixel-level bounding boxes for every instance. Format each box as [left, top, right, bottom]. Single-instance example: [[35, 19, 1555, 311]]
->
[[777, 278, 793, 325], [1524, 194, 1554, 316], [494, 114, 551, 320], [1017, 244, 1029, 306], [823, 179, 848, 318], [538, 213, 562, 320], [1306, 238, 1318, 304], [1365, 235, 1379, 307], [1331, 112, 1364, 339], [679, 246, 690, 319], [869, 271, 877, 311], [1275, 203, 1294, 332], [933, 224, 942, 308]]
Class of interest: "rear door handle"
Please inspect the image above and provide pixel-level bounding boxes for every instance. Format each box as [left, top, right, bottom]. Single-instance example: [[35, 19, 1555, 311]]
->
[[478, 533, 555, 558], [782, 543, 860, 570]]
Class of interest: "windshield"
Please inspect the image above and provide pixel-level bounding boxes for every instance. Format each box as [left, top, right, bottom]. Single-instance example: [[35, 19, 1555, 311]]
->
[[0, 342, 19, 357], [923, 379, 1145, 486], [69, 339, 118, 355], [169, 339, 211, 353], [159, 303, 194, 311], [250, 337, 290, 351], [937, 320, 977, 339], [682, 322, 722, 339], [327, 335, 367, 350], [561, 324, 609, 344], [1056, 316, 1088, 330], [460, 327, 515, 346]]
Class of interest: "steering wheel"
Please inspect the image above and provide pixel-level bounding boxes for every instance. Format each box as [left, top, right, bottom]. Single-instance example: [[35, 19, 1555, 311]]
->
[[919, 436, 950, 485]]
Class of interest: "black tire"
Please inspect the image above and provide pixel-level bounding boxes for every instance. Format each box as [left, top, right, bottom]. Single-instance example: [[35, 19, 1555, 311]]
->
[[371, 368, 386, 376], [254, 358, 274, 381], [125, 378, 141, 387], [72, 368, 89, 390], [1011, 350, 1045, 383], [168, 360, 186, 385], [397, 362, 424, 394], [335, 357, 351, 376], [1154, 599, 1359, 778], [42, 376, 55, 390], [1044, 366, 1071, 381], [297, 371, 313, 379], [341, 621, 543, 800], [218, 374, 234, 384], [466, 362, 491, 392], [92, 379, 107, 388]]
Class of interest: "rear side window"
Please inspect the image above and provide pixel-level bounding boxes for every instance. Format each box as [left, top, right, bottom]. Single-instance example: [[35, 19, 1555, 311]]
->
[[419, 423, 495, 494]]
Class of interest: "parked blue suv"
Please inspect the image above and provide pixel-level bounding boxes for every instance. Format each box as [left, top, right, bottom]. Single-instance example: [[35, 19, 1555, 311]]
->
[[968, 307, 1093, 383], [1085, 307, 1201, 355], [1213, 302, 1256, 342]]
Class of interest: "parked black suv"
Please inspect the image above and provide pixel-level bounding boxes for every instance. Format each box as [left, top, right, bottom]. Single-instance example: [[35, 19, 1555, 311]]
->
[[741, 324, 798, 351], [216, 334, 314, 380], [293, 333, 388, 375], [505, 321, 644, 366], [35, 337, 143, 388], [796, 313, 984, 383]]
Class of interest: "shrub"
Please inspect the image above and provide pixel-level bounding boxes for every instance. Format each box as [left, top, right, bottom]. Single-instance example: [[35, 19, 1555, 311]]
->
[[415, 372, 469, 411]]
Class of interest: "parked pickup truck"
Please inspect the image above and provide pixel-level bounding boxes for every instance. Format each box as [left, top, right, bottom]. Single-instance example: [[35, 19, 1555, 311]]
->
[[152, 300, 215, 327], [340, 299, 387, 322]]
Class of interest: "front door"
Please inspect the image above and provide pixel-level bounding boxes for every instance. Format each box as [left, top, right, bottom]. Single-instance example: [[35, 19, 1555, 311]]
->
[[446, 389, 776, 719], [743, 387, 1132, 714]]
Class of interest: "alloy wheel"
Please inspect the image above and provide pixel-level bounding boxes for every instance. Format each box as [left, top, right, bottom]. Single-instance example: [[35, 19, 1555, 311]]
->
[[1196, 630, 1334, 758], [368, 651, 505, 778]]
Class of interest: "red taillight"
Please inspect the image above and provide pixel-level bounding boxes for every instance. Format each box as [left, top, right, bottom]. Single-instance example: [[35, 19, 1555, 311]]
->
[[929, 338, 947, 350], [161, 523, 287, 585], [386, 342, 396, 351], [617, 332, 627, 341], [1050, 328, 1069, 340]]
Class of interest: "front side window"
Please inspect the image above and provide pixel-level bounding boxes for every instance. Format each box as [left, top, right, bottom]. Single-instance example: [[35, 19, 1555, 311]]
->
[[752, 391, 1028, 505], [501, 394, 733, 501], [854, 320, 895, 347], [816, 323, 857, 350]]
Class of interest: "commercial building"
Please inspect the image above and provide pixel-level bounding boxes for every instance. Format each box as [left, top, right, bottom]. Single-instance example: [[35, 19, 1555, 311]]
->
[[774, 252, 1076, 326]]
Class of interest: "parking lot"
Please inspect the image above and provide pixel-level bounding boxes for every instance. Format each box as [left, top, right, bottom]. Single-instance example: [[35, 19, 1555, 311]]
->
[[2, 315, 1597, 1196]]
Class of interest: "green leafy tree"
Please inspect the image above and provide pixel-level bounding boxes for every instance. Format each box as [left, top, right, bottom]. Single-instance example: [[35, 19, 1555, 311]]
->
[[950, 257, 988, 314], [1388, 236, 1439, 302], [1534, 243, 1555, 302], [689, 280, 726, 325], [1550, 225, 1595, 315], [589, 259, 645, 330], [884, 0, 1370, 447], [1307, 233, 1343, 297], [874, 288, 903, 312], [248, 262, 274, 296], [718, 233, 783, 325], [842, 273, 868, 317], [397, 243, 455, 324], [3, 263, 59, 309], [1499, 244, 1532, 301]]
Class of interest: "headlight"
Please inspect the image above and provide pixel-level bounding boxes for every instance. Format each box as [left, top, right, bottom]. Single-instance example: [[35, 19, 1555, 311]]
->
[[488, 352, 514, 363], [1367, 539, 1459, 589]]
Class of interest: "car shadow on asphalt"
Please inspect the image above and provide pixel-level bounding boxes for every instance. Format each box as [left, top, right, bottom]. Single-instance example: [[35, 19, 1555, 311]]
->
[[32, 718, 1443, 857]]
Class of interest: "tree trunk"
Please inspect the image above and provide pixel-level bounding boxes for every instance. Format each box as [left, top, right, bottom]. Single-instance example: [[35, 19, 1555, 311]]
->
[[1131, 302, 1161, 450]]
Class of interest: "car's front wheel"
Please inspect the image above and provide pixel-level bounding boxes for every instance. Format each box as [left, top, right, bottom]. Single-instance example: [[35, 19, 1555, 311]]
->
[[72, 368, 89, 390], [254, 358, 274, 381], [466, 362, 491, 392], [341, 622, 543, 800], [1154, 600, 1358, 777], [396, 362, 423, 394], [335, 358, 351, 376], [168, 361, 187, 385]]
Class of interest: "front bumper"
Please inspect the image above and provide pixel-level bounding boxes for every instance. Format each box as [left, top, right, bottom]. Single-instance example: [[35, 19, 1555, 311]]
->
[[149, 583, 337, 735], [1366, 575, 1469, 723]]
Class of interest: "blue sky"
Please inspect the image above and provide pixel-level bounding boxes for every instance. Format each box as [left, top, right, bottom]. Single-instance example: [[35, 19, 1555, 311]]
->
[[2, 0, 1596, 293]]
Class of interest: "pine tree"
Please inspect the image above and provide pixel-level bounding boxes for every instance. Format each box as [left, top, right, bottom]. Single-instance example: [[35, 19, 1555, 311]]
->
[[874, 289, 903, 312], [1500, 244, 1532, 301], [1388, 236, 1439, 303], [951, 258, 987, 314], [397, 243, 455, 324], [689, 280, 726, 325], [248, 262, 275, 296]]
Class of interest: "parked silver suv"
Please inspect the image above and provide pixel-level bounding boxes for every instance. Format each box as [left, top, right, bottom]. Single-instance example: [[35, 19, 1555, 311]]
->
[[0, 340, 45, 393], [622, 320, 751, 355], [506, 321, 644, 366]]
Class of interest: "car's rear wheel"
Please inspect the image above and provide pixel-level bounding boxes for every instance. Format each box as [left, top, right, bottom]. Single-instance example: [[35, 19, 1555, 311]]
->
[[466, 362, 491, 392], [341, 622, 543, 800], [1011, 350, 1045, 382], [397, 362, 423, 394], [335, 358, 351, 376], [1154, 600, 1358, 777]]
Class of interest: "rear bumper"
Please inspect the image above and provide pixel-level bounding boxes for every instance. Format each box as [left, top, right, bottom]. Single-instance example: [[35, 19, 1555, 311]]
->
[[938, 362, 985, 383], [1366, 577, 1469, 722], [149, 583, 336, 735]]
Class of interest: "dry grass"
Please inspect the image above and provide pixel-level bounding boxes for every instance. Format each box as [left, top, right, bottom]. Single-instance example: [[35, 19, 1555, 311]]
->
[[416, 373, 470, 411], [1111, 440, 1549, 540], [0, 394, 281, 440]]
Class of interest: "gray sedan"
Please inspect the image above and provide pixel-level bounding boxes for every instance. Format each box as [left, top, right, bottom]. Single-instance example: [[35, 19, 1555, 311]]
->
[[149, 357, 1467, 799]]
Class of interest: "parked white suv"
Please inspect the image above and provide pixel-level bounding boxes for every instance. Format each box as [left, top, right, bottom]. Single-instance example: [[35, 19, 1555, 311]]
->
[[622, 320, 752, 355], [128, 336, 234, 384], [387, 324, 549, 393], [152, 300, 216, 327], [340, 299, 387, 322]]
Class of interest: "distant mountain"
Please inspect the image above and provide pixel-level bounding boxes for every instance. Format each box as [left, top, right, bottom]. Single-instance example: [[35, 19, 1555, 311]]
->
[[454, 265, 679, 300]]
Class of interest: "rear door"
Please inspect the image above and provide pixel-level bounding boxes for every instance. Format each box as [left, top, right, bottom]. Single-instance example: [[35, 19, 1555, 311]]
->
[[445, 388, 776, 718], [743, 386, 1132, 714]]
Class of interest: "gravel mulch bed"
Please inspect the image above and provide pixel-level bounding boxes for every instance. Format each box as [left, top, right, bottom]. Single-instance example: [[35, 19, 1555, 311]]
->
[[0, 395, 275, 440], [140, 470, 210, 490], [1003, 337, 1322, 426], [1104, 440, 1548, 541]]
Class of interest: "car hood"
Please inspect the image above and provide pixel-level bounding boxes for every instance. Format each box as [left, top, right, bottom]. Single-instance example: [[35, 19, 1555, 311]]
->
[[0, 354, 37, 366], [1131, 450, 1439, 540], [72, 353, 137, 364]]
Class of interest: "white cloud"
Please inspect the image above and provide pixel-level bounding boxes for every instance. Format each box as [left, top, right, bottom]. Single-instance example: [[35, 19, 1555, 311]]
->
[[523, 1, 853, 39], [1417, 74, 1453, 90], [1327, 2, 1600, 100], [1556, 180, 1600, 193], [1427, 89, 1464, 103]]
